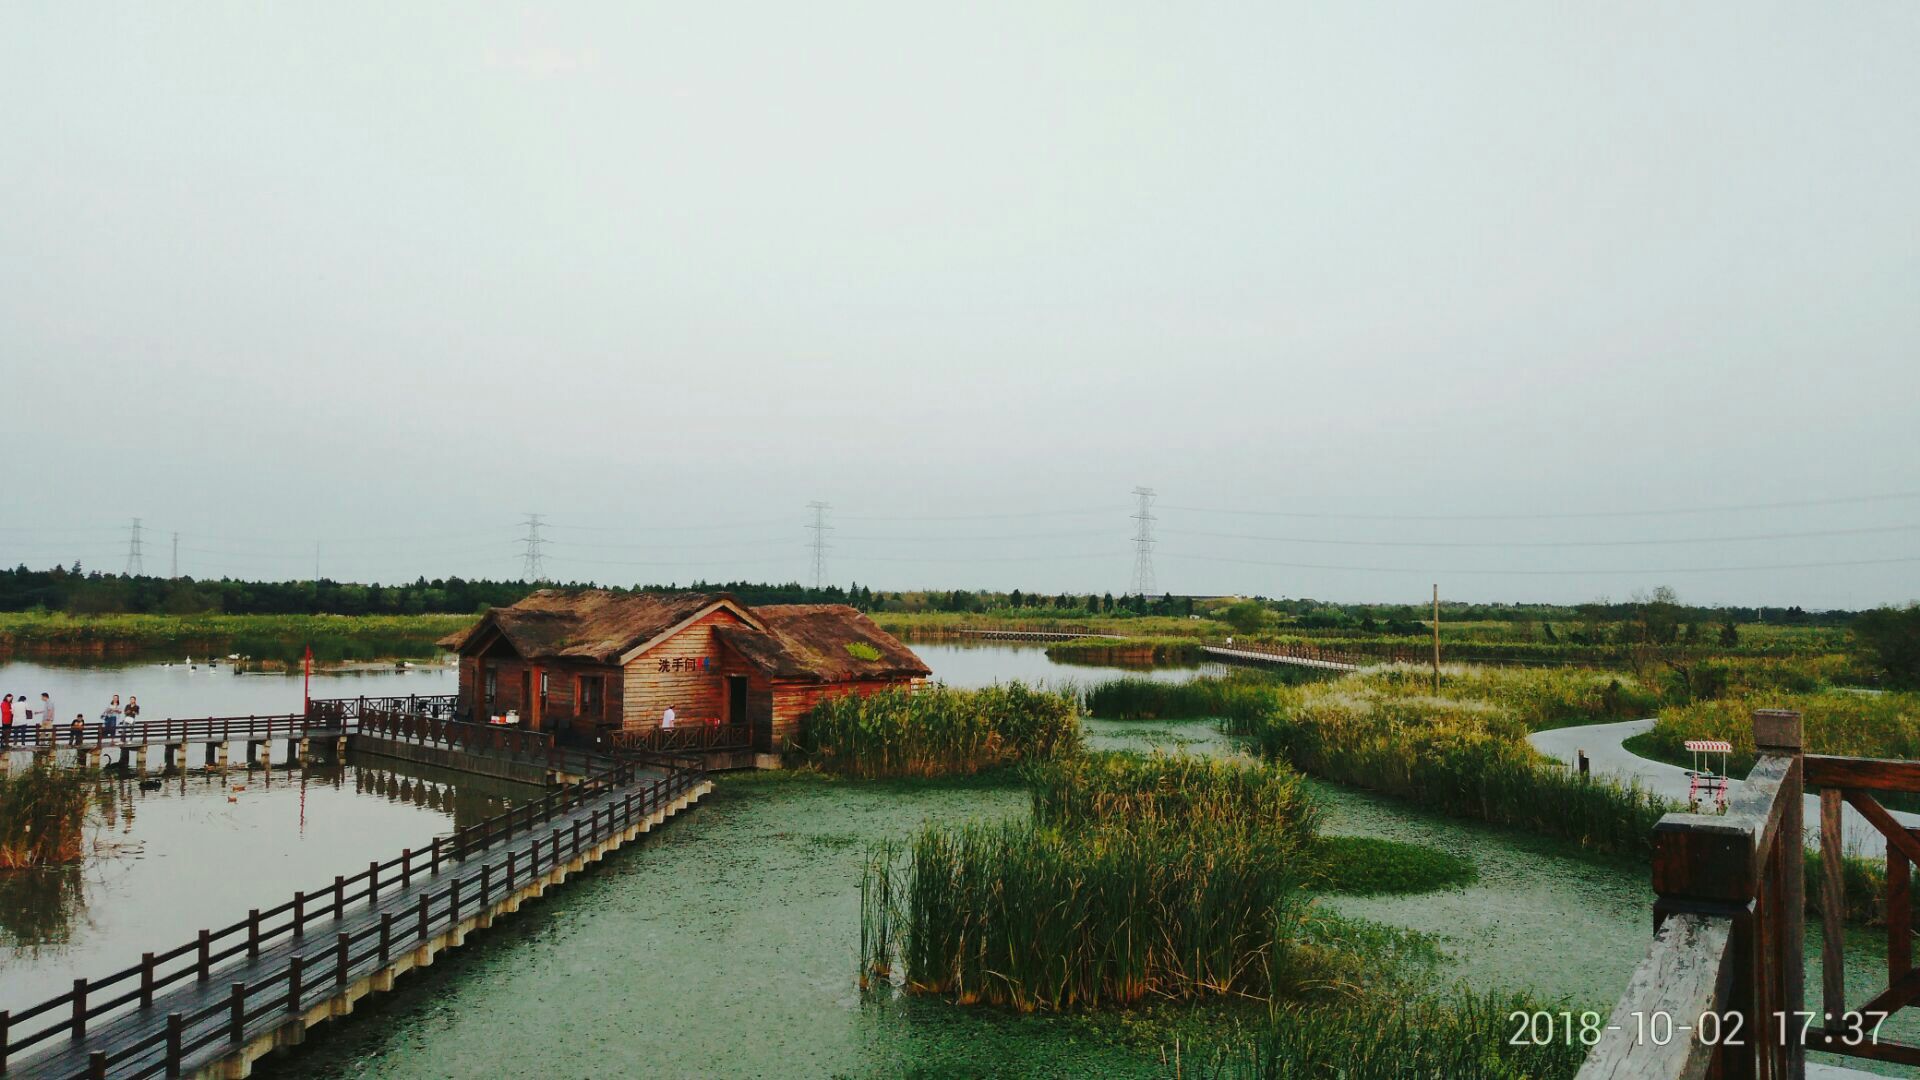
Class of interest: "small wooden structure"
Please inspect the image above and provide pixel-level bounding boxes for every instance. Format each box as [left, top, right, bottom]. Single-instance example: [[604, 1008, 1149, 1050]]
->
[[441, 591, 929, 756], [1684, 737, 1732, 812], [1580, 709, 1920, 1078]]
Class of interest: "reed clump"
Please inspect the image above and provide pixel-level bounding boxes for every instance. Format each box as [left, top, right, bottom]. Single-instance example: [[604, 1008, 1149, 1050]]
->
[[1643, 689, 1920, 775], [1082, 675, 1278, 726], [1027, 752, 1320, 852], [800, 681, 1081, 778], [0, 763, 99, 868], [859, 752, 1396, 1011], [1198, 988, 1587, 1079]]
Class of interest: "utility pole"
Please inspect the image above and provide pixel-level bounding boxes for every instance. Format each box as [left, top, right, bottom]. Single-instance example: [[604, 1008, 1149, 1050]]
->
[[806, 501, 832, 591], [170, 532, 180, 579], [1431, 583, 1441, 692], [314, 542, 322, 584], [1129, 486, 1157, 599], [518, 513, 548, 582], [124, 517, 145, 576]]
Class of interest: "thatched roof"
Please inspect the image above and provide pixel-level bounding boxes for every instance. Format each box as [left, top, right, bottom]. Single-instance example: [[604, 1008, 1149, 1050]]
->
[[714, 605, 930, 683], [443, 590, 736, 665]]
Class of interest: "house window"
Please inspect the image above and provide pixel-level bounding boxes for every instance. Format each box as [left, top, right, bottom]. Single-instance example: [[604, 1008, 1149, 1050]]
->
[[579, 675, 604, 718], [484, 664, 497, 703], [540, 671, 550, 708]]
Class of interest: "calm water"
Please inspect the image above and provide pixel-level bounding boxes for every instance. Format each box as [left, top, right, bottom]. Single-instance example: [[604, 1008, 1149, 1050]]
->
[[909, 640, 1223, 689], [0, 756, 539, 1013]]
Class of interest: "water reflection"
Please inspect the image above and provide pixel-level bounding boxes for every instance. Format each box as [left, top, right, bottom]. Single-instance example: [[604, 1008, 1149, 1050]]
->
[[0, 755, 541, 1012], [0, 865, 86, 952]]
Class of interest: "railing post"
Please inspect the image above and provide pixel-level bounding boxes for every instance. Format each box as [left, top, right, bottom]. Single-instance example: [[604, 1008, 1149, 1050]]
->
[[142, 950, 157, 1005], [334, 875, 346, 921], [165, 1012, 183, 1077], [335, 932, 350, 985], [1754, 709, 1805, 1080], [287, 954, 303, 1015], [228, 982, 247, 1044], [71, 978, 87, 1040], [294, 891, 305, 938], [197, 928, 211, 981], [369, 860, 380, 905]]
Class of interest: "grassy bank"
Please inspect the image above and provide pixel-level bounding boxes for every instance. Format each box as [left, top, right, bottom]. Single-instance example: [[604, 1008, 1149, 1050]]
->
[[1084, 668, 1673, 856], [0, 612, 475, 664], [799, 682, 1081, 778]]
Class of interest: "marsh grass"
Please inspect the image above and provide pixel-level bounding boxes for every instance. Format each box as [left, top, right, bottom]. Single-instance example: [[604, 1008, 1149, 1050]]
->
[[800, 682, 1081, 778], [1643, 689, 1920, 775], [0, 763, 100, 868], [1083, 676, 1276, 726], [1026, 753, 1319, 852], [1309, 836, 1477, 896], [1196, 989, 1588, 1080], [1225, 669, 1674, 857]]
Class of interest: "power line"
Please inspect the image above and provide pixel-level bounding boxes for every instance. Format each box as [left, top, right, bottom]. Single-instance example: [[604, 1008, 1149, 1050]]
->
[[1159, 488, 1920, 523], [1130, 486, 1157, 597], [1157, 522, 1920, 549], [1161, 552, 1920, 576], [518, 513, 548, 582], [836, 508, 1114, 522], [806, 502, 832, 590], [124, 518, 144, 576]]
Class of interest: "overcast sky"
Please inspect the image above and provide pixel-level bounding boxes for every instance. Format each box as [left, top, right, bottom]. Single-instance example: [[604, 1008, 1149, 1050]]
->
[[2, 3, 1916, 607]]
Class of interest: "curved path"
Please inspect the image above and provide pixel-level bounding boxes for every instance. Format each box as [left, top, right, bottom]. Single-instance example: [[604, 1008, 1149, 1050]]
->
[[1529, 719, 1919, 856]]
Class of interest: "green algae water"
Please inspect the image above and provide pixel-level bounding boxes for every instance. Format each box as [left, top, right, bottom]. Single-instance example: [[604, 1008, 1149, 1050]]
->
[[240, 716, 1920, 1077]]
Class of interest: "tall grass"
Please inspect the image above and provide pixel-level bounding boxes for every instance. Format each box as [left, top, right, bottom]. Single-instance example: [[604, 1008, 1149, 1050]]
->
[[870, 819, 1320, 1010], [1226, 669, 1673, 856], [1642, 689, 1920, 774], [1082, 675, 1277, 726], [0, 763, 98, 868], [857, 753, 1388, 1011], [1027, 752, 1320, 851], [799, 681, 1081, 778], [1197, 989, 1586, 1080]]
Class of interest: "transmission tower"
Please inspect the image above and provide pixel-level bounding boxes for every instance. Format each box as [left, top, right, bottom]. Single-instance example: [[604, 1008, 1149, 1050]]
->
[[124, 517, 145, 576], [806, 501, 832, 591], [1129, 487, 1157, 598], [518, 513, 549, 581]]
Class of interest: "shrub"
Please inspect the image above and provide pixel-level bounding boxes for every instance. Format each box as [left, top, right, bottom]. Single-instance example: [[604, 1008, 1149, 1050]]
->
[[0, 763, 99, 868]]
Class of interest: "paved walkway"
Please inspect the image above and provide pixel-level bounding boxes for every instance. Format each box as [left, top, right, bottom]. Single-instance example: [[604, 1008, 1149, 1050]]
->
[[1529, 720, 1919, 856]]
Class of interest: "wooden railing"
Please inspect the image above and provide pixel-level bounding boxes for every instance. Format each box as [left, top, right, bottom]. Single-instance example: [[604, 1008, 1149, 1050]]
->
[[1579, 707, 1920, 1079], [1, 714, 313, 748], [353, 708, 561, 766], [306, 694, 458, 726], [1803, 753, 1920, 1069], [0, 753, 705, 1078], [608, 723, 754, 755]]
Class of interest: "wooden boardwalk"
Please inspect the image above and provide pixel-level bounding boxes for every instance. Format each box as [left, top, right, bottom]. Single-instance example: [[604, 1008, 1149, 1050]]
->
[[2, 707, 710, 1079], [1200, 644, 1360, 672]]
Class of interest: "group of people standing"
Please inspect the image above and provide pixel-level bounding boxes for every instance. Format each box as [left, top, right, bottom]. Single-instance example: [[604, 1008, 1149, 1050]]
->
[[0, 692, 141, 747]]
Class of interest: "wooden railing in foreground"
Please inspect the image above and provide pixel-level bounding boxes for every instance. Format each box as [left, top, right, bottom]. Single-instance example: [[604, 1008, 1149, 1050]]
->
[[353, 708, 563, 765], [0, 753, 705, 1078], [1582, 708, 1920, 1079], [609, 722, 753, 754]]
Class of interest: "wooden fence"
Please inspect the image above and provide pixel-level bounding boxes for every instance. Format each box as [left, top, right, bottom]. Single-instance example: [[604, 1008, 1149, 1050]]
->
[[0, 753, 703, 1078], [1581, 709, 1920, 1078]]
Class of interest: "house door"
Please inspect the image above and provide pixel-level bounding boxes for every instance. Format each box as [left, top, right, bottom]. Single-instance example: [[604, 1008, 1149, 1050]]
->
[[728, 676, 749, 728]]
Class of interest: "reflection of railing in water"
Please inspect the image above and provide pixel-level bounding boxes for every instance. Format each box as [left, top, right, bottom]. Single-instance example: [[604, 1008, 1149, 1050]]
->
[[1, 753, 707, 1077]]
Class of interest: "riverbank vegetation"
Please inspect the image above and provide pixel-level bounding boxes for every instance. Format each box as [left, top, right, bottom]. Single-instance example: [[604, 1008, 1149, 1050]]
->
[[1636, 689, 1920, 775], [0, 611, 474, 663], [798, 682, 1081, 778], [0, 763, 100, 868], [1085, 667, 1672, 856]]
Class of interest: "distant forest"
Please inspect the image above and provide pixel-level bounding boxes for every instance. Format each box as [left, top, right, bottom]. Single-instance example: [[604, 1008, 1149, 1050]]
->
[[0, 562, 1868, 626]]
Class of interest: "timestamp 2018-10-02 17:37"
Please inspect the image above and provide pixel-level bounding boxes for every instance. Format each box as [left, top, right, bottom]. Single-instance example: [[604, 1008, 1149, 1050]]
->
[[1508, 1009, 1892, 1049]]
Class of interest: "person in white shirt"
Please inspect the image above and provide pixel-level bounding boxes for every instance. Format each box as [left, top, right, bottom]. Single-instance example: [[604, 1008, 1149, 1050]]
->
[[661, 704, 676, 730]]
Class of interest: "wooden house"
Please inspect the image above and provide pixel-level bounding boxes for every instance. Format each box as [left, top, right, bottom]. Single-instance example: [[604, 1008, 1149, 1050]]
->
[[440, 590, 929, 754]]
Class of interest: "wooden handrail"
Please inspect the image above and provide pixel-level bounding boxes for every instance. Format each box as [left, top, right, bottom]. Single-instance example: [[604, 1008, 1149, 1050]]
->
[[1581, 709, 1805, 1080], [1, 742, 705, 1074]]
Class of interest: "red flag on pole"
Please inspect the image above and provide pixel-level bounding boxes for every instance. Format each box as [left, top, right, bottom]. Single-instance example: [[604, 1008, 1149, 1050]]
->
[[303, 644, 313, 717]]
